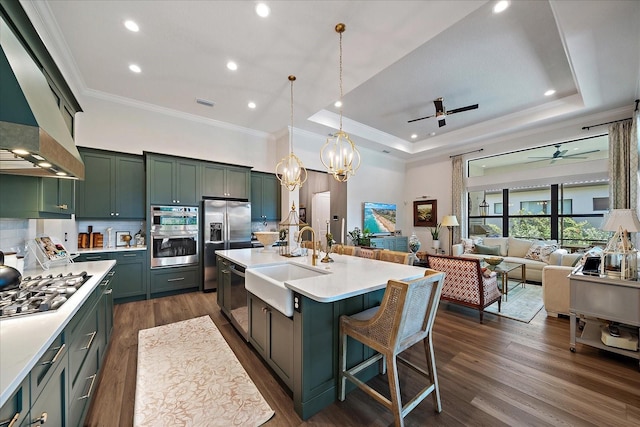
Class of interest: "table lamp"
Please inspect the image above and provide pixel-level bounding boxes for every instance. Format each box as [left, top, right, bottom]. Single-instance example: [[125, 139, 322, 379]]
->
[[600, 209, 640, 280], [441, 215, 459, 256]]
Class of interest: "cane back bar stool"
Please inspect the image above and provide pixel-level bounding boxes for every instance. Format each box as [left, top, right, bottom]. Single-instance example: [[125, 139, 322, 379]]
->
[[338, 269, 446, 426], [378, 250, 411, 265]]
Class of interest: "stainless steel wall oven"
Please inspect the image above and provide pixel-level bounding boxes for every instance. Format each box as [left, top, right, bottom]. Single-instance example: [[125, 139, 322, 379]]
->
[[150, 206, 198, 268]]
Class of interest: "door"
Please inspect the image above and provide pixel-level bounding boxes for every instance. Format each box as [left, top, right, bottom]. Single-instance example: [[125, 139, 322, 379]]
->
[[203, 200, 227, 291], [227, 201, 251, 244]]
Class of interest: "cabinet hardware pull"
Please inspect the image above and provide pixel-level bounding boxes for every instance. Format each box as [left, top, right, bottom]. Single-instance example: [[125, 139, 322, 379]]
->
[[167, 277, 185, 282], [82, 331, 97, 350], [100, 280, 109, 287], [55, 204, 68, 210], [108, 271, 116, 277], [105, 289, 113, 295], [78, 374, 97, 400], [123, 254, 136, 257], [29, 412, 47, 425], [86, 256, 101, 261], [0, 412, 19, 427], [41, 344, 66, 366]]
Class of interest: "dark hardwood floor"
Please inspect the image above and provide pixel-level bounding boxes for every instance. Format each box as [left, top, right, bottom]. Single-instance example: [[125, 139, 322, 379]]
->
[[84, 290, 640, 426]]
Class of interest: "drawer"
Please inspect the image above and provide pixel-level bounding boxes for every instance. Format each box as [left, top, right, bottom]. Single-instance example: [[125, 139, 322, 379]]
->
[[68, 345, 99, 427], [112, 250, 145, 263], [151, 268, 198, 294], [0, 375, 29, 427], [75, 253, 110, 262], [30, 332, 66, 403], [69, 306, 98, 389]]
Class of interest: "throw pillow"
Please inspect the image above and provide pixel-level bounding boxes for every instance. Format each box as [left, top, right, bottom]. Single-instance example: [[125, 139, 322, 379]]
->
[[461, 238, 482, 253], [524, 243, 559, 263], [507, 236, 534, 258], [483, 237, 508, 256], [475, 244, 502, 255]]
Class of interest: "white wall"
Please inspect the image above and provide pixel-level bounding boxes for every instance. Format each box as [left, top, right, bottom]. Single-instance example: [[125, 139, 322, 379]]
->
[[75, 96, 277, 171]]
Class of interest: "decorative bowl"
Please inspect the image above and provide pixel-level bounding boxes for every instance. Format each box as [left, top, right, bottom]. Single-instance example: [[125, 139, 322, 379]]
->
[[485, 257, 503, 266], [253, 232, 279, 249]]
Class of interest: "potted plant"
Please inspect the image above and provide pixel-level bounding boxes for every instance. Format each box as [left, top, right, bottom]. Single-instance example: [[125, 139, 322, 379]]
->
[[430, 223, 442, 249], [347, 227, 373, 246]]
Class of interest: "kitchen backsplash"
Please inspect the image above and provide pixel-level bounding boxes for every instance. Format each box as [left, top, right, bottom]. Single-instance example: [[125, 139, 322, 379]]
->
[[0, 218, 145, 255], [0, 219, 32, 254]]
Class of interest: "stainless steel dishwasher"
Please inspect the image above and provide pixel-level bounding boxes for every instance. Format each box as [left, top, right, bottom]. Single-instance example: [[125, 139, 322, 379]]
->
[[218, 257, 249, 340]]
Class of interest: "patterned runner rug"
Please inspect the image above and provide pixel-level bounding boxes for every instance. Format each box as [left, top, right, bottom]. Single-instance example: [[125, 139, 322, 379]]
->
[[484, 283, 543, 323], [134, 315, 274, 426]]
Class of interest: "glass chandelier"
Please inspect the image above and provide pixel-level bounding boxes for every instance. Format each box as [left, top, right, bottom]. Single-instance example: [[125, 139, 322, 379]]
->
[[276, 75, 307, 191], [320, 23, 361, 183]]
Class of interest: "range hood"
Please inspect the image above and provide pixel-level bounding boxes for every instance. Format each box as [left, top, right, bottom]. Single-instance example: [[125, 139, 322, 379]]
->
[[0, 16, 84, 179]]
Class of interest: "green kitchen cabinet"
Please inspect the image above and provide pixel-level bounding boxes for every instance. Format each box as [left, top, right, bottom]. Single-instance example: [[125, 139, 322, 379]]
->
[[150, 265, 199, 296], [28, 349, 67, 427], [248, 292, 294, 390], [0, 375, 29, 427], [0, 174, 40, 218], [0, 174, 74, 219], [251, 171, 280, 221], [76, 148, 145, 219], [147, 154, 200, 206], [202, 163, 250, 199], [39, 176, 74, 215], [75, 250, 147, 303]]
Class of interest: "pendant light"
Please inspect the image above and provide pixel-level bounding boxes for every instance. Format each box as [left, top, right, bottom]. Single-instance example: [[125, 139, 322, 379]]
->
[[276, 75, 307, 191], [320, 23, 361, 183]]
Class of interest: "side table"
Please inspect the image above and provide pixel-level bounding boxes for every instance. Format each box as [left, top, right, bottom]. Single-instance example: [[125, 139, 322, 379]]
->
[[569, 272, 640, 369]]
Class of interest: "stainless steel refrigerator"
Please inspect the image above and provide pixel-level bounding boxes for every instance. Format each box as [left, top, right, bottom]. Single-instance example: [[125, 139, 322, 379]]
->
[[203, 198, 252, 291]]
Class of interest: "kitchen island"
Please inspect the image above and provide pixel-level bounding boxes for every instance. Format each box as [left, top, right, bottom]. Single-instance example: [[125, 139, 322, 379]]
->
[[0, 260, 116, 417], [216, 248, 429, 420]]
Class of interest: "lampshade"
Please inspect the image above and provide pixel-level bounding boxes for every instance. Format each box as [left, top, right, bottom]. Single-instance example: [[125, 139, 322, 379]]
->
[[441, 215, 459, 227], [601, 209, 640, 232]]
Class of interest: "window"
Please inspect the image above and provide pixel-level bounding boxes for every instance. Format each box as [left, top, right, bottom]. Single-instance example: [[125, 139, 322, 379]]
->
[[593, 197, 609, 211]]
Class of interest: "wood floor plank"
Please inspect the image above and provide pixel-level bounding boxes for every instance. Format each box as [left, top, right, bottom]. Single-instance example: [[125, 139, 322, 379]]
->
[[84, 291, 640, 426]]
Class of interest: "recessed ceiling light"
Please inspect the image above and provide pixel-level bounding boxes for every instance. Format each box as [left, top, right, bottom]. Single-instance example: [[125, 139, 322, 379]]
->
[[124, 20, 139, 32], [411, 134, 418, 139], [255, 3, 270, 18], [544, 89, 556, 96], [248, 101, 256, 109], [334, 100, 342, 108], [38, 162, 52, 168], [430, 132, 436, 136], [227, 61, 238, 71], [129, 64, 141, 73], [493, 1, 510, 14]]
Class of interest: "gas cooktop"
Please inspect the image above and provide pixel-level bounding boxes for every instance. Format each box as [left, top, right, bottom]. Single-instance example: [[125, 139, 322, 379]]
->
[[0, 272, 91, 319]]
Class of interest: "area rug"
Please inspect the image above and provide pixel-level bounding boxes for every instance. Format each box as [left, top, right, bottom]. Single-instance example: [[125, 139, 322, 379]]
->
[[484, 282, 543, 323], [134, 315, 274, 426]]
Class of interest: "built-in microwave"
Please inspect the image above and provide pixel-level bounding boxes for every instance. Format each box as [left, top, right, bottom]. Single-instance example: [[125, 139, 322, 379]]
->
[[150, 205, 199, 268]]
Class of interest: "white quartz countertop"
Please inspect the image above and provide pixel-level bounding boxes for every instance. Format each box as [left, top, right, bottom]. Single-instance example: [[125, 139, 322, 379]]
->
[[216, 248, 427, 303], [0, 260, 116, 407]]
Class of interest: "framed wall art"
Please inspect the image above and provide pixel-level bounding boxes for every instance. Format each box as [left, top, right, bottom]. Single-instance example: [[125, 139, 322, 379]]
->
[[413, 200, 437, 227], [116, 231, 131, 247]]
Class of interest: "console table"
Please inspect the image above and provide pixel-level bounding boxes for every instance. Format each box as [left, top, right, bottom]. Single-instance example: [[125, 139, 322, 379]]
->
[[569, 272, 640, 368]]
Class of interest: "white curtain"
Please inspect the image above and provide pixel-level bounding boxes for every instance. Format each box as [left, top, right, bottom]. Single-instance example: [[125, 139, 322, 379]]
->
[[451, 156, 464, 245]]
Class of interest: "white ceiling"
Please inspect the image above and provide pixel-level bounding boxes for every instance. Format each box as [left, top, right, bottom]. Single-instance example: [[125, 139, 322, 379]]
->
[[23, 0, 640, 161]]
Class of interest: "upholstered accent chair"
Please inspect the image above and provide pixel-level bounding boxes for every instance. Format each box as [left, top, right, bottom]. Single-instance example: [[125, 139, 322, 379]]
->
[[339, 270, 446, 426], [426, 255, 502, 323], [379, 250, 411, 265]]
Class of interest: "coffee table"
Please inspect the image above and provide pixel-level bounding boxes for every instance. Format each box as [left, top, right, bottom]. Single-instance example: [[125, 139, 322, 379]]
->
[[485, 261, 526, 301]]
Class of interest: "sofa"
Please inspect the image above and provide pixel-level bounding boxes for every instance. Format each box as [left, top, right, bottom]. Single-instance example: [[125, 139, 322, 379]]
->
[[541, 253, 581, 317], [452, 236, 570, 283], [425, 254, 502, 323]]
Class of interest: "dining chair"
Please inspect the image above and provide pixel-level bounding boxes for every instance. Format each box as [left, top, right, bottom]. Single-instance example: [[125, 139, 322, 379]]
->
[[338, 269, 446, 426], [337, 245, 357, 255], [356, 247, 380, 260], [378, 250, 411, 265]]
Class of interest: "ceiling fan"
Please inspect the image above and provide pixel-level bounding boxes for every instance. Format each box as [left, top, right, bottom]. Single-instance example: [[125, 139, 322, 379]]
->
[[407, 97, 479, 127], [528, 144, 600, 164]]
